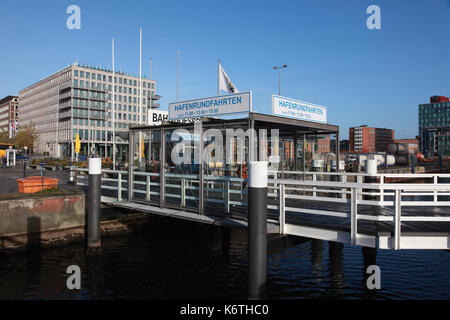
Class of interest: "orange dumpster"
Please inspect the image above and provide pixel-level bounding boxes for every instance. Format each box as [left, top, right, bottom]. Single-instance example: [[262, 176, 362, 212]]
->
[[17, 176, 59, 193]]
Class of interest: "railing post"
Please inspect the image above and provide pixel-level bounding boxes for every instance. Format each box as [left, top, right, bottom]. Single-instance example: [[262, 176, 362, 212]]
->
[[181, 177, 186, 207], [394, 189, 402, 250], [380, 176, 385, 203], [433, 176, 438, 203], [341, 174, 347, 200], [117, 172, 122, 202], [225, 178, 230, 213], [128, 131, 135, 202], [312, 173, 317, 197], [351, 188, 358, 246], [273, 171, 278, 197], [279, 183, 285, 234], [146, 175, 151, 202], [74, 167, 78, 191], [240, 178, 243, 200], [357, 175, 363, 201]]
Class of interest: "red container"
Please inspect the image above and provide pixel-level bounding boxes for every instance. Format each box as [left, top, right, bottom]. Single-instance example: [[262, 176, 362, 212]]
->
[[17, 176, 59, 193]]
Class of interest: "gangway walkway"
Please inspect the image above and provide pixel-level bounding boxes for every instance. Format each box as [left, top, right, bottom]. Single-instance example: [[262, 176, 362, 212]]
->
[[75, 168, 450, 250]]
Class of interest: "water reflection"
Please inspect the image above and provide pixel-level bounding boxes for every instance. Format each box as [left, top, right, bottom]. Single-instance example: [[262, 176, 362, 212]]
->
[[328, 242, 344, 297], [0, 215, 449, 299]]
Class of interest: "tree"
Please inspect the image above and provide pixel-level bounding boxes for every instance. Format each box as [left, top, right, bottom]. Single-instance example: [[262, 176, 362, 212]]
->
[[14, 122, 38, 154], [0, 128, 11, 144]]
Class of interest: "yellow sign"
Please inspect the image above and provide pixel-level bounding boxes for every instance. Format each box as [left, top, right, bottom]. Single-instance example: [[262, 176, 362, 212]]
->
[[75, 133, 81, 154], [141, 135, 145, 158]]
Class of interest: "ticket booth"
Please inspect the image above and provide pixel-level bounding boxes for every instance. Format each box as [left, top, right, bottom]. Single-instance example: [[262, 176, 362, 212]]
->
[[126, 112, 340, 213]]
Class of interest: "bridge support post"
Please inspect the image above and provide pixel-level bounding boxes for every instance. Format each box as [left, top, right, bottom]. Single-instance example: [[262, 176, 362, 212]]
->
[[248, 161, 268, 300], [87, 157, 101, 253]]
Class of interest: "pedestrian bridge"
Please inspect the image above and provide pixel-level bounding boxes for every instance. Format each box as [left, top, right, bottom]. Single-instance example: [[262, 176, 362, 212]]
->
[[75, 168, 450, 250]]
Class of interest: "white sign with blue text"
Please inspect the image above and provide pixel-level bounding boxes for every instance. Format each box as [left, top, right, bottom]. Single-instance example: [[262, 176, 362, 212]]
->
[[272, 95, 327, 123], [169, 92, 251, 120]]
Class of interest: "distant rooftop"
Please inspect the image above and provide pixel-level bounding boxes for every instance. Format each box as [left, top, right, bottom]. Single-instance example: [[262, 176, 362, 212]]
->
[[72, 61, 152, 80]]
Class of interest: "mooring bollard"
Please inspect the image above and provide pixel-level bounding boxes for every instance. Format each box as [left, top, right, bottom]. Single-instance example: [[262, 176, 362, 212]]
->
[[364, 157, 377, 200], [88, 157, 101, 251], [69, 164, 74, 185], [248, 161, 268, 300]]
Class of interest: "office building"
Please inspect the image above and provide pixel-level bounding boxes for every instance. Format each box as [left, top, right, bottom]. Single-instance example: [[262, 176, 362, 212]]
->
[[0, 96, 19, 138], [418, 96, 450, 157], [349, 125, 394, 153], [19, 62, 157, 159]]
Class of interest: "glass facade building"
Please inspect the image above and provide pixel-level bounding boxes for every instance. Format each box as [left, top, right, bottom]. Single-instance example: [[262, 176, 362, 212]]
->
[[418, 96, 450, 157], [19, 62, 156, 160]]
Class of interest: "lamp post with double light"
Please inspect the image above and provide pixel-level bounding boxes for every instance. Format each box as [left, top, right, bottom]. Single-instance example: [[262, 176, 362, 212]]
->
[[273, 64, 288, 96]]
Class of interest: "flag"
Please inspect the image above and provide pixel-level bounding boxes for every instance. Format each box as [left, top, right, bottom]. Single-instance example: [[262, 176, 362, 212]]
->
[[141, 135, 145, 159], [75, 133, 81, 154], [218, 63, 239, 94]]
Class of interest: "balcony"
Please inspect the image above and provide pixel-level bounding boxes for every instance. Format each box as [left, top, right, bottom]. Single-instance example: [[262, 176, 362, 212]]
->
[[59, 101, 71, 110], [59, 91, 72, 100], [59, 111, 72, 119], [73, 82, 107, 93]]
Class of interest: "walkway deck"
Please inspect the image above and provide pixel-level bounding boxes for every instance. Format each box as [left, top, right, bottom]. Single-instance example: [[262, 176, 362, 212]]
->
[[76, 169, 450, 250]]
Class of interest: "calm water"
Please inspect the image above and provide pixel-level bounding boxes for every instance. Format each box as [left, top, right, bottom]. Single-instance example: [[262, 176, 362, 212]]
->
[[0, 215, 449, 300]]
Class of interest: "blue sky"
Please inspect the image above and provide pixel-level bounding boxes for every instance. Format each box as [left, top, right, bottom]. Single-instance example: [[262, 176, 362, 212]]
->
[[1, 0, 449, 139]]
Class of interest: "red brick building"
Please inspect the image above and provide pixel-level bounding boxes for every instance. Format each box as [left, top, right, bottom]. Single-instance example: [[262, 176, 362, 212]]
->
[[349, 125, 394, 153]]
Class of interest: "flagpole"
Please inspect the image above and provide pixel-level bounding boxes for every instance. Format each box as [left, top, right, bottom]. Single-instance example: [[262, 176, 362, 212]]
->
[[139, 27, 142, 163], [217, 59, 220, 96], [149, 58, 152, 109], [177, 49, 180, 101], [112, 38, 116, 170]]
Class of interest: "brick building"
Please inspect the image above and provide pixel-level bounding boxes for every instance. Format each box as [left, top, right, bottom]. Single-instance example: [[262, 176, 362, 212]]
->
[[349, 125, 394, 153]]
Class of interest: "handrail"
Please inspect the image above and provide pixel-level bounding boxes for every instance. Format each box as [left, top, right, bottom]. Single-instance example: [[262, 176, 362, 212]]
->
[[268, 170, 450, 178]]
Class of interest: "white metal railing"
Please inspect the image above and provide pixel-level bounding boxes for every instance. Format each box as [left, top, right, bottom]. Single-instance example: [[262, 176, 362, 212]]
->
[[269, 170, 450, 250], [75, 168, 450, 249], [74, 168, 248, 213]]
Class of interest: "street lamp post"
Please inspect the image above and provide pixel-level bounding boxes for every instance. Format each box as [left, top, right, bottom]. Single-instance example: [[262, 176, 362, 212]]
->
[[273, 64, 288, 96]]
